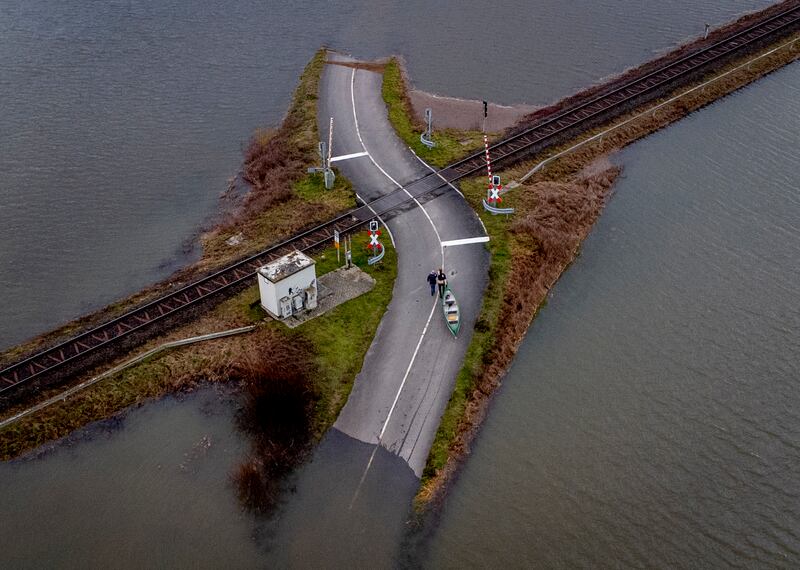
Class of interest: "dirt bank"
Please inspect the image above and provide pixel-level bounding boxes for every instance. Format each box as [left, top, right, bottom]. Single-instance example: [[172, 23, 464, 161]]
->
[[408, 90, 537, 132]]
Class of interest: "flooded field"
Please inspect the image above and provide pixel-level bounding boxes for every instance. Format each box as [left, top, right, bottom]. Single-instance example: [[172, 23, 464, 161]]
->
[[2, 1, 795, 567]]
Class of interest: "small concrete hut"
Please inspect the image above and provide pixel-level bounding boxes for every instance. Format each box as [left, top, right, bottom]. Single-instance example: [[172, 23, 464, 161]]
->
[[256, 251, 318, 319]]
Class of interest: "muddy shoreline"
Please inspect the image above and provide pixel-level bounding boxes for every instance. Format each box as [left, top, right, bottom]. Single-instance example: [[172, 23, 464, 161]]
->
[[408, 89, 537, 132]]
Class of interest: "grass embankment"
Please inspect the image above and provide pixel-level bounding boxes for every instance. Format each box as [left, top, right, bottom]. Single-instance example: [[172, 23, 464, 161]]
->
[[415, 32, 800, 508], [382, 58, 484, 168], [292, 243, 398, 437], [0, 238, 396, 466], [0, 48, 399, 484], [0, 48, 353, 371]]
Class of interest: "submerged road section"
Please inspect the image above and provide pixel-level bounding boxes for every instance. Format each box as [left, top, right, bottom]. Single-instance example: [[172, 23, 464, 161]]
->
[[319, 53, 489, 477]]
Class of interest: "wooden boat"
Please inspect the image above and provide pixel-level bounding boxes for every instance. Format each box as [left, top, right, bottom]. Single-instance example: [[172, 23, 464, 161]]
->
[[441, 286, 460, 337]]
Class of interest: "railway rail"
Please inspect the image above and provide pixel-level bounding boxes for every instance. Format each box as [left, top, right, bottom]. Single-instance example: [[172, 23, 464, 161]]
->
[[442, 1, 800, 180], [3, 2, 799, 398]]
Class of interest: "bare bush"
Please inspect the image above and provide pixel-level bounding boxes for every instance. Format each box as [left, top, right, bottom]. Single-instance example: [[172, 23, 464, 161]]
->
[[229, 331, 317, 513], [475, 166, 620, 394]]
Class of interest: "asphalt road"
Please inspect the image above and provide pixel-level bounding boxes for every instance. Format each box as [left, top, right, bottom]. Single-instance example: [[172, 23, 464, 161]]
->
[[318, 52, 489, 477]]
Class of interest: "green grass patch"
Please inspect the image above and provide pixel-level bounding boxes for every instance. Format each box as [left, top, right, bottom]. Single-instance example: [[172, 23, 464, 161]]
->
[[294, 170, 353, 202], [382, 58, 484, 168], [277, 237, 397, 436], [285, 48, 328, 155]]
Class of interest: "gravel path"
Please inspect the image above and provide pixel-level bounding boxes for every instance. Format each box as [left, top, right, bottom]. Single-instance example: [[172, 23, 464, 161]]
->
[[281, 267, 375, 328]]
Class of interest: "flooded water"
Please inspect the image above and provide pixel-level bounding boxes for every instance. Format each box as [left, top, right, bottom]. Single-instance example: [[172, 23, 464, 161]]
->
[[424, 63, 800, 567], [0, 0, 773, 349], [2, 1, 796, 567], [0, 387, 266, 568], [259, 429, 420, 568]]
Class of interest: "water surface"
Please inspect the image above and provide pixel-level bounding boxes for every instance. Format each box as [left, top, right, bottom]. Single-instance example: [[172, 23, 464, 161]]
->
[[0, 0, 772, 348], [424, 62, 800, 568], [0, 387, 266, 568], [2, 2, 795, 567]]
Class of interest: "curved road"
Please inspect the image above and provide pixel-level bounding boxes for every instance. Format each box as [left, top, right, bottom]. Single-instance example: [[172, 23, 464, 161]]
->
[[319, 53, 489, 478]]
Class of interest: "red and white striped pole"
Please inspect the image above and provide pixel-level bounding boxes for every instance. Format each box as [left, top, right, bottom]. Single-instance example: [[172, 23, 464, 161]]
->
[[484, 134, 492, 185], [484, 134, 495, 203]]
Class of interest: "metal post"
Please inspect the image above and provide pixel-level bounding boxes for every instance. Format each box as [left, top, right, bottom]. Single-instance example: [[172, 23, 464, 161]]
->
[[328, 117, 334, 167], [420, 108, 436, 148], [324, 117, 335, 190], [308, 140, 335, 189], [484, 134, 492, 186]]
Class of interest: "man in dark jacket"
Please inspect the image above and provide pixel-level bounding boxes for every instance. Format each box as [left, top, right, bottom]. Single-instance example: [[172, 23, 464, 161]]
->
[[436, 268, 447, 298], [427, 269, 437, 296]]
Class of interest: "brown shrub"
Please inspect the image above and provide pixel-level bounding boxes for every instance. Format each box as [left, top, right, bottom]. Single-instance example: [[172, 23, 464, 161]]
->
[[240, 133, 300, 200], [234, 349, 315, 443], [481, 165, 620, 395], [229, 330, 318, 513], [233, 457, 273, 510]]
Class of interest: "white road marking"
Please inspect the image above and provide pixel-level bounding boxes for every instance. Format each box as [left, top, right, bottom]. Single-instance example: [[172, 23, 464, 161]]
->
[[350, 69, 444, 259], [349, 299, 438, 509], [411, 149, 489, 235], [329, 151, 369, 162], [347, 67, 443, 507], [410, 149, 465, 198], [379, 300, 438, 440], [441, 236, 491, 248]]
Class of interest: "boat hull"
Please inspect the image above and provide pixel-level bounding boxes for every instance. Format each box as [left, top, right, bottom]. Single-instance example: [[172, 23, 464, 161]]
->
[[441, 286, 461, 337]]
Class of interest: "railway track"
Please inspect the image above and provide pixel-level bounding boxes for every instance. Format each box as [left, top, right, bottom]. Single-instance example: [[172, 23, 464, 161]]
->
[[442, 1, 800, 180], [3, 2, 799, 398]]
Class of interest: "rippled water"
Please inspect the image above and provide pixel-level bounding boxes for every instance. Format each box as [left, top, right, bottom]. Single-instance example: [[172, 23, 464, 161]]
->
[[0, 388, 265, 568], [1, 1, 794, 567], [0, 0, 772, 349], [424, 63, 800, 568]]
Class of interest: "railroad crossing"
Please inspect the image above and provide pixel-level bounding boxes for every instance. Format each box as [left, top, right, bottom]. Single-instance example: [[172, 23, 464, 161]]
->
[[3, 2, 799, 408]]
